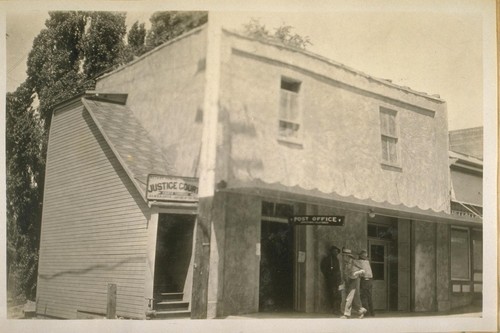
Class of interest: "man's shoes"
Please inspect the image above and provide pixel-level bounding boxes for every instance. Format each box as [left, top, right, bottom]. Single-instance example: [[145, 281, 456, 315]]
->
[[340, 315, 349, 319], [358, 308, 367, 319]]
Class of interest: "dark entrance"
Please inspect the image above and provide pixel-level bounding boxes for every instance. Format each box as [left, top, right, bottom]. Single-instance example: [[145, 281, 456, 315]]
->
[[259, 220, 294, 312], [153, 214, 195, 298]]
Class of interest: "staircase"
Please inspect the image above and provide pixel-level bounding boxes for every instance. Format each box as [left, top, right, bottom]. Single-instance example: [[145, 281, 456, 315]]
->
[[149, 292, 190, 319]]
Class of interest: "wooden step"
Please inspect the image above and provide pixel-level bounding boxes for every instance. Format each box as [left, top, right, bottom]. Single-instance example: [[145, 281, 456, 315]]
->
[[150, 309, 191, 319], [155, 301, 189, 311], [159, 292, 184, 301]]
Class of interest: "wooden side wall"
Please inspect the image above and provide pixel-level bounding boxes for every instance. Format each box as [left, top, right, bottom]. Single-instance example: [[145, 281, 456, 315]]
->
[[36, 100, 151, 319]]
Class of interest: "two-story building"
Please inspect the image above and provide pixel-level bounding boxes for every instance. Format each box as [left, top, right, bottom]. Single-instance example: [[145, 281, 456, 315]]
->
[[35, 17, 482, 320]]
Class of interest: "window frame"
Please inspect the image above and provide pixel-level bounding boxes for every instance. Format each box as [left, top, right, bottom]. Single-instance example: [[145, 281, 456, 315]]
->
[[379, 107, 401, 168], [450, 226, 471, 282], [278, 76, 303, 145]]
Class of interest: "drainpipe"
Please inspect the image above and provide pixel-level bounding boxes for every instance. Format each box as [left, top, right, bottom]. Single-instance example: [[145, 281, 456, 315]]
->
[[191, 11, 222, 319]]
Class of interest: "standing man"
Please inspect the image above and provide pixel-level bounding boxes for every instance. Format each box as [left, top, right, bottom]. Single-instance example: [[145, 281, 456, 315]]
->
[[321, 245, 342, 315], [358, 250, 375, 317], [340, 248, 367, 319]]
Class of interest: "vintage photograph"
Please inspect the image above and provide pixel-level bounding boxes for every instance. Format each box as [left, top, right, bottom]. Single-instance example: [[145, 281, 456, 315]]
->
[[2, 1, 497, 332]]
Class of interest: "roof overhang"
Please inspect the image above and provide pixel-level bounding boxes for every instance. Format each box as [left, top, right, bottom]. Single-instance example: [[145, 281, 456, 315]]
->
[[222, 180, 482, 227]]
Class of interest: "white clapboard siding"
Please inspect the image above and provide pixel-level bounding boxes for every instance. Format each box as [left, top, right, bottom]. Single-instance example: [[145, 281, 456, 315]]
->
[[36, 100, 151, 319]]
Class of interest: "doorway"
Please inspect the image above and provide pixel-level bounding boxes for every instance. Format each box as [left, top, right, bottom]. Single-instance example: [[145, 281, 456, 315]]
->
[[368, 239, 389, 309], [153, 214, 196, 299], [259, 220, 294, 312], [367, 218, 398, 311]]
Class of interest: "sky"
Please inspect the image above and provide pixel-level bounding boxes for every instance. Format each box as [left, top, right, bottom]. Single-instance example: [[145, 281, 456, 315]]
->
[[3, 1, 495, 130]]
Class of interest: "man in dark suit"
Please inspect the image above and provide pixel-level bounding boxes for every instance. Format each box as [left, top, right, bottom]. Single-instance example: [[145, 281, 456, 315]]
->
[[321, 245, 342, 315]]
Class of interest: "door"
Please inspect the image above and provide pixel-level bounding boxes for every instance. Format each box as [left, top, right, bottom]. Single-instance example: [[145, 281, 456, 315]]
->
[[259, 220, 294, 312], [369, 239, 388, 310], [153, 214, 196, 297]]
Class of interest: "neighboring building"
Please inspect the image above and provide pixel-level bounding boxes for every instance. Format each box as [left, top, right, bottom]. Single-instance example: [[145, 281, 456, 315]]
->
[[449, 127, 483, 160], [448, 139, 483, 308], [36, 20, 482, 320]]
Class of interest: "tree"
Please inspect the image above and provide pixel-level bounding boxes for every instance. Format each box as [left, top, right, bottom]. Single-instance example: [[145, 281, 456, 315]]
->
[[81, 12, 127, 79], [145, 11, 207, 50], [128, 20, 147, 56], [6, 82, 44, 301], [242, 18, 312, 50], [7, 11, 128, 304], [26, 12, 87, 131]]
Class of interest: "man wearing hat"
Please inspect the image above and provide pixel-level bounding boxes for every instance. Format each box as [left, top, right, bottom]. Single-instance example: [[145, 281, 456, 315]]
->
[[339, 247, 368, 319], [320, 245, 342, 315], [358, 250, 375, 317]]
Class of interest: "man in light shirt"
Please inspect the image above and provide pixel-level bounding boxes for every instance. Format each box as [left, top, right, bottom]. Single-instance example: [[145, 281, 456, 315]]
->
[[339, 248, 367, 319], [358, 249, 375, 317]]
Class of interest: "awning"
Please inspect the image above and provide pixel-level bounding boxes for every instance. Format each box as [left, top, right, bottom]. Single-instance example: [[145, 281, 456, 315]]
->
[[225, 178, 482, 227]]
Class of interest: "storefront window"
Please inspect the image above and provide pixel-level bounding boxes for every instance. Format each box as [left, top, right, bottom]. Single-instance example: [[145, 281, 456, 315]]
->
[[450, 227, 470, 280], [262, 201, 294, 219]]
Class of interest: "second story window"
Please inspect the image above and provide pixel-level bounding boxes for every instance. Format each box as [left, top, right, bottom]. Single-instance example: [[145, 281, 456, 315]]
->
[[379, 107, 399, 165], [279, 77, 302, 142]]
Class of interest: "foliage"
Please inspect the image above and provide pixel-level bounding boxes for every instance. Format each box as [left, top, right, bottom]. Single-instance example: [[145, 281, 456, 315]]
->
[[145, 11, 207, 51], [242, 18, 312, 50], [7, 11, 127, 302], [128, 21, 147, 56], [81, 12, 127, 79], [6, 82, 44, 301]]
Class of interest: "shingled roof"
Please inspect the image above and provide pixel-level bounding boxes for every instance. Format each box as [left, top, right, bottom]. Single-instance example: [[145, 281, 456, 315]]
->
[[82, 96, 175, 199]]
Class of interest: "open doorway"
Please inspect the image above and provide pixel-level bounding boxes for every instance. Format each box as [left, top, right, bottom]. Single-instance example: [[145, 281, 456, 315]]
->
[[153, 214, 196, 301], [259, 220, 294, 312]]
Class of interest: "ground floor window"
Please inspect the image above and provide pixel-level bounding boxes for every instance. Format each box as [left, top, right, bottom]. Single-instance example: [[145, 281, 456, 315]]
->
[[450, 226, 482, 295], [450, 227, 470, 281]]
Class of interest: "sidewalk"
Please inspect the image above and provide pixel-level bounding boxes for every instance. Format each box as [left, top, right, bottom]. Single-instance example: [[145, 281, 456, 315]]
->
[[224, 304, 482, 320]]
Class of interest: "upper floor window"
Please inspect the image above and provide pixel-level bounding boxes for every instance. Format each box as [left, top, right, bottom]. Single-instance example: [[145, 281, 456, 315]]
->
[[379, 107, 399, 165], [279, 77, 302, 142]]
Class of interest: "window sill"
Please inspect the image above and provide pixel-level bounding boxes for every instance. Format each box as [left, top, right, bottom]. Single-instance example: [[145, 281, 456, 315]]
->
[[380, 162, 402, 172], [277, 137, 304, 148]]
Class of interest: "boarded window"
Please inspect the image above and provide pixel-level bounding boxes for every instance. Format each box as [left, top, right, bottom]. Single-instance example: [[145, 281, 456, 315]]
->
[[451, 228, 470, 280], [379, 108, 399, 164], [279, 77, 302, 141]]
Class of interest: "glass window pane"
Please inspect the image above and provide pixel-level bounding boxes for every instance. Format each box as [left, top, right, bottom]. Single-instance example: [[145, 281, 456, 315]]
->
[[473, 239, 482, 270], [279, 121, 300, 138], [451, 228, 470, 280], [387, 113, 396, 136], [371, 263, 384, 280], [280, 91, 299, 122], [379, 111, 388, 134], [368, 224, 377, 237], [388, 138, 398, 163], [381, 138, 389, 161], [275, 203, 294, 218], [262, 201, 274, 216], [370, 244, 385, 262]]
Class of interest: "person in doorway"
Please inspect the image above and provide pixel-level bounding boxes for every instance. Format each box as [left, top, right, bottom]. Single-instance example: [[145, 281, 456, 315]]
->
[[339, 248, 367, 319], [358, 250, 375, 317], [320, 245, 342, 315]]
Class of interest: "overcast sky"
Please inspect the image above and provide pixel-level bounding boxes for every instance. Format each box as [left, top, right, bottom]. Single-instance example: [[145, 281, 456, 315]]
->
[[4, 1, 495, 131]]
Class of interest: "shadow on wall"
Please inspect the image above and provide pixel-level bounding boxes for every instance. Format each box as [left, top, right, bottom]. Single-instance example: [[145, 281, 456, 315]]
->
[[220, 104, 263, 183]]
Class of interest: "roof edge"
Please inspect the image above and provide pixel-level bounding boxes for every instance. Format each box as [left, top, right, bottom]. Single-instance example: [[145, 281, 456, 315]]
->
[[81, 97, 148, 203], [97, 23, 208, 82], [222, 28, 445, 103]]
